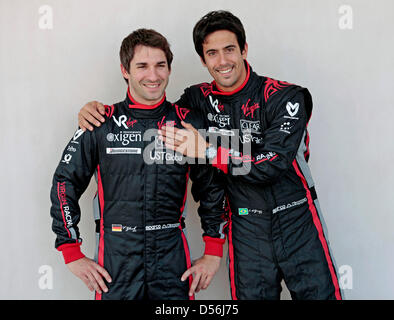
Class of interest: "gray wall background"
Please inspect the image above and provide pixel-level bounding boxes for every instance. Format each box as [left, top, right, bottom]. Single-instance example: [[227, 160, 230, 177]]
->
[[1, 0, 393, 299]]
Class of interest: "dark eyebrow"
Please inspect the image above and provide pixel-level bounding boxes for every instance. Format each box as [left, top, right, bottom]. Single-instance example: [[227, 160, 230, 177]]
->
[[157, 61, 167, 65]]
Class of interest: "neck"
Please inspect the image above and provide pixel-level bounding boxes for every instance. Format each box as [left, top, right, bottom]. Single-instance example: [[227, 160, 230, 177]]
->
[[127, 87, 165, 107]]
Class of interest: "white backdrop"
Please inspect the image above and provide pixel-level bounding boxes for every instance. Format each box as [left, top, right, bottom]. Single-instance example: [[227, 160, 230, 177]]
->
[[1, 0, 393, 299]]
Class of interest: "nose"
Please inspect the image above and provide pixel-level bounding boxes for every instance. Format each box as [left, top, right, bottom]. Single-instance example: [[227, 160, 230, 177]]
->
[[218, 51, 228, 67], [145, 67, 160, 82]]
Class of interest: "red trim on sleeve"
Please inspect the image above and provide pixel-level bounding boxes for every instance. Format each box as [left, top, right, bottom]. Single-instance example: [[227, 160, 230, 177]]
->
[[212, 147, 230, 174], [57, 243, 85, 264], [203, 236, 225, 257]]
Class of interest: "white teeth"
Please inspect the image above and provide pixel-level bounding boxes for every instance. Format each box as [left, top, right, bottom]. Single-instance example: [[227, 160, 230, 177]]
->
[[218, 68, 232, 74], [145, 84, 159, 88]]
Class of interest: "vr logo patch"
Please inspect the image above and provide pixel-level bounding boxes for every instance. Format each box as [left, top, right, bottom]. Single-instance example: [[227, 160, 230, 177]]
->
[[286, 102, 299, 117]]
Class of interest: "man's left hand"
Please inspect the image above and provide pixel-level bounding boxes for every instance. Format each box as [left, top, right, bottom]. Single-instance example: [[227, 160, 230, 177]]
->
[[181, 255, 221, 297], [158, 121, 208, 159]]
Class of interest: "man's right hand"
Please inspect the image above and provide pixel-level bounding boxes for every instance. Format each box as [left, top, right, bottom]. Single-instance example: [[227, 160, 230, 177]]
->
[[67, 257, 112, 294], [78, 101, 106, 131]]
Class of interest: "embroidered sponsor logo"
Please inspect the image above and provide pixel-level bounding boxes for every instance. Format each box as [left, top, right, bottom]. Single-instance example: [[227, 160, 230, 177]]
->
[[67, 145, 76, 153], [241, 99, 260, 118], [126, 119, 137, 128], [280, 121, 292, 134], [272, 197, 308, 214], [209, 95, 224, 113], [106, 147, 141, 154], [207, 113, 230, 128], [145, 223, 180, 231], [286, 102, 299, 117], [239, 133, 263, 144], [59, 182, 72, 227], [113, 115, 137, 129], [208, 127, 235, 136], [70, 129, 84, 145], [157, 116, 176, 130], [149, 150, 183, 162], [256, 152, 277, 162], [240, 120, 261, 134], [155, 135, 165, 150], [113, 115, 129, 129], [106, 131, 142, 146], [152, 136, 183, 163], [61, 154, 73, 164]]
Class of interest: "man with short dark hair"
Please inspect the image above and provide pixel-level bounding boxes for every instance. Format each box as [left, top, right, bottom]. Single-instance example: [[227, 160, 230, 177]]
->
[[50, 28, 227, 300], [78, 11, 342, 300]]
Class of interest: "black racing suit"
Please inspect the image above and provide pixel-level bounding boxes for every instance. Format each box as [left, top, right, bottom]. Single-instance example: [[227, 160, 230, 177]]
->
[[176, 61, 342, 300], [50, 89, 227, 300]]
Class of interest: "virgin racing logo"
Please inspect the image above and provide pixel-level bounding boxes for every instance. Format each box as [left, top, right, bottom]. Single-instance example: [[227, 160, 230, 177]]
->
[[113, 115, 138, 129], [70, 128, 84, 145], [241, 99, 260, 118], [209, 95, 224, 113], [286, 102, 299, 118], [58, 182, 72, 227], [62, 129, 85, 164]]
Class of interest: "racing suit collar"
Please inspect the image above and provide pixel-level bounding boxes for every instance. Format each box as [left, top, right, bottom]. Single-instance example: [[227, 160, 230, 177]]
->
[[210, 60, 251, 96], [125, 88, 169, 119]]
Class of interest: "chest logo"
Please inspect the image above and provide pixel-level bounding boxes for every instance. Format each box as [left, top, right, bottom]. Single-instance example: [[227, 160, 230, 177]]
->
[[209, 95, 224, 113], [240, 120, 261, 134], [286, 102, 299, 117], [113, 115, 137, 129], [241, 99, 260, 118]]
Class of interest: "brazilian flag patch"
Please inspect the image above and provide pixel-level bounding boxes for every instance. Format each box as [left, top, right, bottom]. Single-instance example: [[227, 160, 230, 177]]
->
[[238, 208, 249, 215]]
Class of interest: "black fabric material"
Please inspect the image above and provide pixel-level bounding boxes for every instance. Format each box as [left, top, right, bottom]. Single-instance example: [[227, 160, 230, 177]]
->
[[50, 91, 227, 300], [176, 62, 341, 300]]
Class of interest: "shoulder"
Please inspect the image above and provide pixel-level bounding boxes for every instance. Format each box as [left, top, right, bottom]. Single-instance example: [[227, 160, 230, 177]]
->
[[104, 100, 126, 119], [172, 103, 192, 122], [183, 82, 213, 101], [263, 77, 313, 118], [262, 77, 300, 102], [177, 82, 211, 111], [262, 77, 312, 116]]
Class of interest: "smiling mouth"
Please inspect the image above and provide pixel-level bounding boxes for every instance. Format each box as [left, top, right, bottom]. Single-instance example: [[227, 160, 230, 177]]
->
[[143, 83, 161, 89], [217, 66, 233, 75]]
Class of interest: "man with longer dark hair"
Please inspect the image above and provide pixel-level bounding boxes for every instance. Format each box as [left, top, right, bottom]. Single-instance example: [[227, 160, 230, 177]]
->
[[50, 28, 227, 300], [78, 11, 342, 300]]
